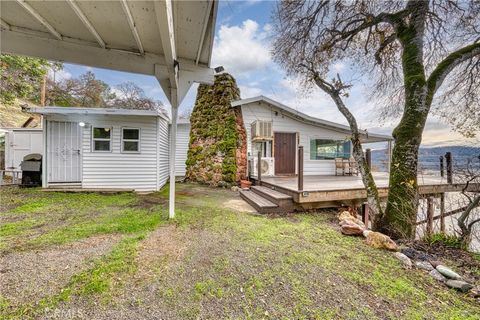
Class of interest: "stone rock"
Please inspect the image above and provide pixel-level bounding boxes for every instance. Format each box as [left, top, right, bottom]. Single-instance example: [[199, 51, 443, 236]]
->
[[338, 211, 365, 228], [436, 265, 462, 280], [429, 269, 447, 282], [446, 280, 474, 293], [362, 230, 372, 238], [365, 232, 398, 251], [231, 186, 239, 192], [393, 252, 412, 269], [428, 260, 443, 268], [468, 286, 480, 298], [341, 222, 364, 236], [415, 260, 434, 271]]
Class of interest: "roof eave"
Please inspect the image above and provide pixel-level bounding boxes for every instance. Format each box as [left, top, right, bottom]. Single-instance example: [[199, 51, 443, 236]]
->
[[232, 96, 393, 142]]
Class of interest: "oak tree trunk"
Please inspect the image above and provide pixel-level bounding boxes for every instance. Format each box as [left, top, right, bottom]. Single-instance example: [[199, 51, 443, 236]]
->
[[376, 5, 430, 238]]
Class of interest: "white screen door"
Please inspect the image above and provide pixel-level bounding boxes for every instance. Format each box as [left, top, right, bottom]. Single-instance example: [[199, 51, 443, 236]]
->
[[47, 121, 82, 183]]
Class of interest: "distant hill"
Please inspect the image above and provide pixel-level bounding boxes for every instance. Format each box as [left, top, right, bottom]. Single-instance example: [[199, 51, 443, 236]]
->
[[0, 99, 41, 128], [371, 146, 480, 172]]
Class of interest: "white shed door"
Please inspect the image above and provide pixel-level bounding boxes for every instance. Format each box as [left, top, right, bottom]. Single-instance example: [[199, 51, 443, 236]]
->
[[47, 121, 82, 183], [8, 131, 43, 169]]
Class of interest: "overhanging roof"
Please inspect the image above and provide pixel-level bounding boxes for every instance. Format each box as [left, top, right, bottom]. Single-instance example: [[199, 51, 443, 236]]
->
[[232, 96, 393, 143], [28, 106, 167, 119], [0, 0, 218, 106]]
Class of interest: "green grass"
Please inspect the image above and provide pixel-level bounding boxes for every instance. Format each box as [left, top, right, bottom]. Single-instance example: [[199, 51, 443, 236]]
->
[[30, 208, 165, 247], [424, 232, 466, 249], [0, 188, 163, 251], [1, 184, 479, 319]]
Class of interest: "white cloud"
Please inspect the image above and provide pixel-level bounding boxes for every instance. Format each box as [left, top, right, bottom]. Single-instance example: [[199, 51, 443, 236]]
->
[[212, 19, 271, 74], [48, 68, 71, 82], [420, 120, 479, 147], [273, 77, 347, 124], [239, 85, 263, 98]]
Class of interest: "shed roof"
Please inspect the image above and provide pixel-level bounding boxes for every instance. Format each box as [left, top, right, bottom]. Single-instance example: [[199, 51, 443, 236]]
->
[[231, 96, 393, 143], [28, 106, 167, 119]]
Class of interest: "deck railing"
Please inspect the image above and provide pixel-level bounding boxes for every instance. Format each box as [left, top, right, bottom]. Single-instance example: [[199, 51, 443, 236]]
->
[[298, 146, 303, 191]]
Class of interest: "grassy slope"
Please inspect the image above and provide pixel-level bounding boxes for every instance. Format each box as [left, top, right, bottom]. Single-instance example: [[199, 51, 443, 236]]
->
[[0, 99, 41, 128], [0, 184, 479, 319]]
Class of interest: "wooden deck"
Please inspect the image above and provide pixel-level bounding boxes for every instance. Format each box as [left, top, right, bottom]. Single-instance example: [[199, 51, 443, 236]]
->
[[251, 173, 480, 208]]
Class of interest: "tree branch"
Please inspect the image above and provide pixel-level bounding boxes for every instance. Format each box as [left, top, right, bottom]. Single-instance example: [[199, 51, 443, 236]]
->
[[458, 193, 480, 236], [307, 69, 384, 222], [375, 33, 397, 64], [427, 42, 480, 96]]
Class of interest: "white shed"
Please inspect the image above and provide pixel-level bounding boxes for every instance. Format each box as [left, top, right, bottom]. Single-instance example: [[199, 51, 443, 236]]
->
[[2, 128, 43, 170], [30, 107, 173, 192]]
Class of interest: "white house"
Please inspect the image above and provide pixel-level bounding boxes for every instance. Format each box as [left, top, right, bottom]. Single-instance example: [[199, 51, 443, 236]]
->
[[28, 107, 190, 192], [231, 96, 393, 176], [26, 96, 391, 192]]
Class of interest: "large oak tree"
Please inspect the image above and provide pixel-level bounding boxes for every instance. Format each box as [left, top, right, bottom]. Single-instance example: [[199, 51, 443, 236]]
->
[[272, 0, 480, 238]]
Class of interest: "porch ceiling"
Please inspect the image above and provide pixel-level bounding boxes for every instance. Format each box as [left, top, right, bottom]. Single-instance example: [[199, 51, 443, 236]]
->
[[0, 0, 218, 105]]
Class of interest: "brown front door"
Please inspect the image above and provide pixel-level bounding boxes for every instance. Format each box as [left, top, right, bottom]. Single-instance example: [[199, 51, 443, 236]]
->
[[274, 132, 296, 175]]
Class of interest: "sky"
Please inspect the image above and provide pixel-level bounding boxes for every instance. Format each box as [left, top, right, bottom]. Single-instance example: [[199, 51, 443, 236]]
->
[[56, 0, 478, 148]]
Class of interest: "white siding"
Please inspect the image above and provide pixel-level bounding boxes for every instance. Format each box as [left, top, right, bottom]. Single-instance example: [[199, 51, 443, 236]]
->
[[4, 129, 43, 170], [157, 117, 170, 188], [241, 102, 351, 175], [44, 114, 165, 192], [172, 123, 190, 176]]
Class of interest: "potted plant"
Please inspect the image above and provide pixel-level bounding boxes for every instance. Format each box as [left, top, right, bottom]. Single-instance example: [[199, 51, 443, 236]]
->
[[240, 179, 252, 189]]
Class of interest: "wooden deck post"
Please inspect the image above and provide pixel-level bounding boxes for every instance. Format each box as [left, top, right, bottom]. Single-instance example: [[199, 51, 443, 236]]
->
[[362, 203, 369, 227], [440, 193, 445, 233], [298, 145, 304, 191], [365, 148, 372, 170], [257, 151, 262, 186], [426, 197, 434, 237], [439, 156, 444, 177], [445, 152, 453, 184]]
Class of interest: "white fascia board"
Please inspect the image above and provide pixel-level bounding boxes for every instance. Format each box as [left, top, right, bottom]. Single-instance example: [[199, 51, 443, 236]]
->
[[27, 107, 168, 119], [232, 96, 393, 141], [205, 0, 218, 67], [1, 30, 212, 77], [195, 0, 213, 65], [0, 127, 43, 131], [1, 30, 164, 75]]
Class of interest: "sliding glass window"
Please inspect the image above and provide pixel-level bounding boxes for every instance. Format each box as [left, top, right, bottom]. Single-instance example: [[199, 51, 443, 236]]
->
[[310, 139, 351, 160]]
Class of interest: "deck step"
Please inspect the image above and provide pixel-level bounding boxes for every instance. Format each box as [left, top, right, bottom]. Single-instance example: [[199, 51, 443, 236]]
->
[[251, 186, 292, 201], [239, 190, 279, 214]]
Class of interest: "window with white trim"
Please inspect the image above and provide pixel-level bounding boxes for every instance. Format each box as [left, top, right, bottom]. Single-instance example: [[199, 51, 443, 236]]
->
[[122, 128, 140, 152], [92, 127, 112, 152]]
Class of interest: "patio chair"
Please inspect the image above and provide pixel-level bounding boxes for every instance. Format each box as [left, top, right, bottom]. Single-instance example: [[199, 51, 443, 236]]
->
[[348, 157, 359, 176], [335, 158, 344, 176]]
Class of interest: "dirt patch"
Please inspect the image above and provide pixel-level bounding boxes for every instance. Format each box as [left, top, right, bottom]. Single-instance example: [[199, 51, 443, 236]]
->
[[0, 234, 122, 306], [223, 199, 256, 213], [129, 196, 167, 209], [135, 225, 191, 274]]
